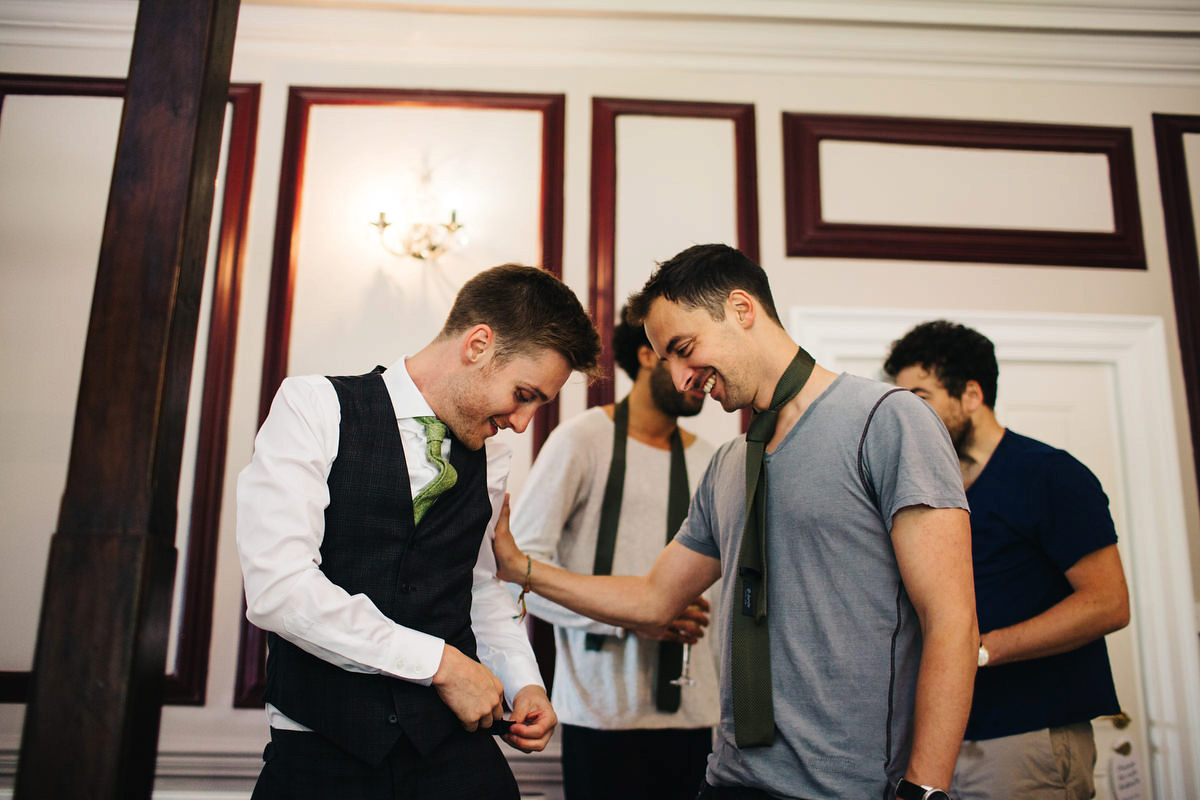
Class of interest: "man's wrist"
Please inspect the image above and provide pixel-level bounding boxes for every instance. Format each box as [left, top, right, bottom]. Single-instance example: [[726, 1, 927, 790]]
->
[[895, 778, 951, 800]]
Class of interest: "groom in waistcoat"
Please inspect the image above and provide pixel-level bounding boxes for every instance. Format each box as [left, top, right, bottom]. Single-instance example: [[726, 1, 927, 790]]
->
[[237, 264, 601, 800]]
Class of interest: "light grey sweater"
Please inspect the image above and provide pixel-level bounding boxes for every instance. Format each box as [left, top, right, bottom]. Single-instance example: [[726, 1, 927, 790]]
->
[[511, 406, 721, 730]]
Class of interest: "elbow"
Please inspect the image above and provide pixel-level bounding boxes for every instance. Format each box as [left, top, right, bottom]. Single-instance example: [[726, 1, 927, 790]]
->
[[244, 596, 273, 629], [1109, 595, 1131, 633], [648, 605, 678, 630], [627, 607, 672, 636], [243, 578, 289, 632], [1103, 578, 1131, 633], [629, 598, 683, 637]]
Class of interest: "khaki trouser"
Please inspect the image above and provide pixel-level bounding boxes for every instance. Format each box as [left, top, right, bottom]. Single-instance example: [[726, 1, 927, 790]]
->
[[952, 721, 1097, 800]]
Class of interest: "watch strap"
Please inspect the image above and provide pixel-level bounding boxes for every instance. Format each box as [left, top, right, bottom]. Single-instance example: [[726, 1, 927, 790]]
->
[[895, 778, 951, 800]]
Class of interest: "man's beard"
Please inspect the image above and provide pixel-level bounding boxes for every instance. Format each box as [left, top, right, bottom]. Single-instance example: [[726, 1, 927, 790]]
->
[[648, 364, 704, 418], [949, 416, 973, 461]]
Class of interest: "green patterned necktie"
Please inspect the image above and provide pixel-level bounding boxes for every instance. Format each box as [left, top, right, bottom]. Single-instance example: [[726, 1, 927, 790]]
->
[[413, 416, 457, 524], [730, 346, 815, 748]]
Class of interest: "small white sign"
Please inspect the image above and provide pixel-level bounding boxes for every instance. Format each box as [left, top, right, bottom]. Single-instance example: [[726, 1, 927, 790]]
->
[[1109, 749, 1145, 800]]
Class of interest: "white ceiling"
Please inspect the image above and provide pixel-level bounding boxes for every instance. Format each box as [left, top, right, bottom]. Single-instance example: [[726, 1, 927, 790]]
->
[[3, 0, 1199, 84]]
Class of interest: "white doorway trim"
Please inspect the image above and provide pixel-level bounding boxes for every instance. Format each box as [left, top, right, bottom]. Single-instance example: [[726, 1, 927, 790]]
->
[[788, 307, 1200, 799]]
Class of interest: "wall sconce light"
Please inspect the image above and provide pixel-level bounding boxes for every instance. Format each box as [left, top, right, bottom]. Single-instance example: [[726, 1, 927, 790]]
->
[[369, 209, 466, 261], [369, 161, 467, 261]]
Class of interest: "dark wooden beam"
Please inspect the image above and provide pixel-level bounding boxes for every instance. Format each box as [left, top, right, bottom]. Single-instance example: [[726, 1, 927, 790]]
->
[[14, 1, 240, 798]]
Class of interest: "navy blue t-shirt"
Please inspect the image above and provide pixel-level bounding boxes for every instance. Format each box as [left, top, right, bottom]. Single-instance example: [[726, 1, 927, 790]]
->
[[966, 430, 1121, 740]]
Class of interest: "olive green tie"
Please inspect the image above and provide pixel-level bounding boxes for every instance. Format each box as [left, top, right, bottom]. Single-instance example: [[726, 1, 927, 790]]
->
[[730, 346, 815, 748], [586, 397, 690, 712], [413, 416, 457, 525]]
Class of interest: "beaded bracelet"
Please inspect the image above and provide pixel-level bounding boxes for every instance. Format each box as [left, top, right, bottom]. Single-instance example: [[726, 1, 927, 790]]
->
[[513, 554, 532, 621]]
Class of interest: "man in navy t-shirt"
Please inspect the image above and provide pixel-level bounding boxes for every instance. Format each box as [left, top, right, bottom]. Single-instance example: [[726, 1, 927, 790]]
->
[[885, 319, 1130, 800]]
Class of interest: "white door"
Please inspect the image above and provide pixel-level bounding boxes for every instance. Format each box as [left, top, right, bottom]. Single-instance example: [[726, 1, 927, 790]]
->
[[800, 308, 1200, 799], [997, 361, 1145, 799]]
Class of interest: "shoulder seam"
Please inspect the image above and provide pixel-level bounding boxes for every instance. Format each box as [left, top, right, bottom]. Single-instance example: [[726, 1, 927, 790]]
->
[[857, 388, 908, 513]]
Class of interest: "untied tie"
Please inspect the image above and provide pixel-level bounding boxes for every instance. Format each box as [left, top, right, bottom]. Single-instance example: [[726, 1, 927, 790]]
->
[[730, 346, 815, 748]]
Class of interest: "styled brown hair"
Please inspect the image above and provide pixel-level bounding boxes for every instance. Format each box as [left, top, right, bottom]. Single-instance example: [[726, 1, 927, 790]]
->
[[440, 263, 601, 380], [627, 243, 781, 326]]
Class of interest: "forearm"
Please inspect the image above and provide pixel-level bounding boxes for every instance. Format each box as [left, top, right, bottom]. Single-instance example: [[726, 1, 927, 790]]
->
[[496, 499, 719, 636], [471, 574, 545, 699], [983, 544, 1130, 666], [522, 557, 682, 635], [510, 510, 626, 635], [245, 565, 446, 680], [982, 591, 1129, 666], [906, 617, 977, 786], [523, 592, 626, 637]]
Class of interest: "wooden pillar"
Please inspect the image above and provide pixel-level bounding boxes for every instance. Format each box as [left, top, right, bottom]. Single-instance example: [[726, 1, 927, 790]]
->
[[15, 1, 240, 798]]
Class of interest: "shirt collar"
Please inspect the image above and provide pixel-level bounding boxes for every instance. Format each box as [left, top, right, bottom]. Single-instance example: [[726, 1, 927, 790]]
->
[[381, 355, 435, 421]]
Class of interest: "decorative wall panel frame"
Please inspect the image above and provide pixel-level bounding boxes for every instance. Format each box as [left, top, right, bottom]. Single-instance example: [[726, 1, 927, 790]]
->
[[0, 73, 260, 705], [234, 86, 566, 707], [588, 96, 760, 410], [1153, 113, 1200, 508], [783, 112, 1146, 269]]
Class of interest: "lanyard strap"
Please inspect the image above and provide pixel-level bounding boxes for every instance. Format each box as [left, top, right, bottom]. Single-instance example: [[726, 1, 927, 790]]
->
[[586, 397, 689, 712]]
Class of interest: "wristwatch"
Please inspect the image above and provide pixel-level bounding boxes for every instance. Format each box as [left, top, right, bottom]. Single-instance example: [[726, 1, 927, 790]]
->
[[895, 778, 952, 800]]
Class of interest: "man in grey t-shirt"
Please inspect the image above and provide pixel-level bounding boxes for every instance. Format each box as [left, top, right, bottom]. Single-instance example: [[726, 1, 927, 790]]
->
[[494, 244, 977, 800], [510, 308, 719, 800]]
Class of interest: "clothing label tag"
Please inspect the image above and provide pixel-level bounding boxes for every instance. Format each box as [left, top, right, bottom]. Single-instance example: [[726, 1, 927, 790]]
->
[[1109, 748, 1145, 800], [741, 584, 755, 617]]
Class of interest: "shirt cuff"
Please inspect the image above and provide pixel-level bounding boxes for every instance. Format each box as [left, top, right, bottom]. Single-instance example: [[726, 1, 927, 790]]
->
[[382, 629, 445, 685], [500, 660, 546, 706]]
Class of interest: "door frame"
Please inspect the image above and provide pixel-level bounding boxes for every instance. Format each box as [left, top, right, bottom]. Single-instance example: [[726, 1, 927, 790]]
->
[[790, 306, 1200, 799]]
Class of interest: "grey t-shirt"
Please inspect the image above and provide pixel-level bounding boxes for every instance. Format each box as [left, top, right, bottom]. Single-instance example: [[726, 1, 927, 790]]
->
[[675, 373, 967, 799]]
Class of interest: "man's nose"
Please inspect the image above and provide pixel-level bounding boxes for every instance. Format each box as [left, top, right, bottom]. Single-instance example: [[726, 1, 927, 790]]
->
[[509, 405, 537, 434], [669, 361, 693, 393]]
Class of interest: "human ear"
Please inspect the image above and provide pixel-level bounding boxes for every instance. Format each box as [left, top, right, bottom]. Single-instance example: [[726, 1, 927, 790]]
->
[[462, 324, 494, 365], [961, 379, 985, 413], [727, 290, 754, 327], [637, 344, 658, 370]]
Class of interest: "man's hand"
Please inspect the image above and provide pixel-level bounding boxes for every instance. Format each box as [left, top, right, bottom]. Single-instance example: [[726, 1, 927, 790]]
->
[[636, 595, 710, 644], [431, 644, 505, 732], [501, 685, 557, 753], [492, 494, 527, 584]]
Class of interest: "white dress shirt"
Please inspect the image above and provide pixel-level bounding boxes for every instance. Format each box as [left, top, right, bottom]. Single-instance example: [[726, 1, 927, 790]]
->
[[237, 356, 544, 731]]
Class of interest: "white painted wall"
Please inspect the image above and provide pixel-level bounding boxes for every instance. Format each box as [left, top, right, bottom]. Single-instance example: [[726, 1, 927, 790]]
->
[[1, 1, 1198, 796]]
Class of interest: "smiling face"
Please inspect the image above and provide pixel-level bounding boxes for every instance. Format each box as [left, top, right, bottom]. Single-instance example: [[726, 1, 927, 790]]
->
[[642, 296, 755, 413], [647, 360, 706, 417], [442, 347, 571, 450]]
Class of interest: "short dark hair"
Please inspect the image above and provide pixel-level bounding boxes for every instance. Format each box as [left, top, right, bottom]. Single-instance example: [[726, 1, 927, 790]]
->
[[627, 243, 781, 326], [612, 305, 651, 382], [882, 319, 999, 407], [440, 263, 602, 380]]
